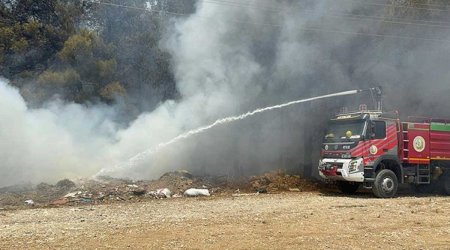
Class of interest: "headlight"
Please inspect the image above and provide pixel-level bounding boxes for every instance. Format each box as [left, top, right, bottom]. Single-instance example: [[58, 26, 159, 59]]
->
[[348, 160, 359, 172], [318, 160, 325, 170]]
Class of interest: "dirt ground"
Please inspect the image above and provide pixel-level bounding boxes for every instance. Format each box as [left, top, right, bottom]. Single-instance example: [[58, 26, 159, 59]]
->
[[1, 191, 449, 249]]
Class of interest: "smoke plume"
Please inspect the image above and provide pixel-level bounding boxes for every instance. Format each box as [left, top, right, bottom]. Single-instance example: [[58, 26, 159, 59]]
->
[[1, 0, 450, 187]]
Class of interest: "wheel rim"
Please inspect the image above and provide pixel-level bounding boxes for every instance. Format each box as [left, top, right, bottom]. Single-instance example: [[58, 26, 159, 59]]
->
[[381, 177, 394, 193]]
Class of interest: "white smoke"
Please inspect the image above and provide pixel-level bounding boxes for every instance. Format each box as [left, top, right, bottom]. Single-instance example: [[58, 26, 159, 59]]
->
[[97, 89, 358, 177], [0, 78, 187, 186], [0, 79, 113, 186], [2, 0, 450, 187]]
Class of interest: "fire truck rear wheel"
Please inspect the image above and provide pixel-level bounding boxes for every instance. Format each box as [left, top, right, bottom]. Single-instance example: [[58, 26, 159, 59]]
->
[[372, 169, 398, 198], [337, 181, 360, 194]]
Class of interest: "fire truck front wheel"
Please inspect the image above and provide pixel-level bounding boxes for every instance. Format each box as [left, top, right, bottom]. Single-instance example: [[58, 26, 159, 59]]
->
[[337, 181, 360, 194], [372, 169, 398, 198]]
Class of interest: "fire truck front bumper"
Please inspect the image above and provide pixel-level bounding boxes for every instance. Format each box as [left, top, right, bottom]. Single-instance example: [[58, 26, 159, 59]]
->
[[318, 158, 364, 182]]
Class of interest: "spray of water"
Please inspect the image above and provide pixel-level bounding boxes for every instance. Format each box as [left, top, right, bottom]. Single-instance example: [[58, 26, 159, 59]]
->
[[96, 89, 358, 177]]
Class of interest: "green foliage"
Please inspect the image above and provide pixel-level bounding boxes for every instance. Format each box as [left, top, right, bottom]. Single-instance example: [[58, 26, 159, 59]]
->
[[0, 26, 14, 44], [58, 30, 96, 63], [0, 25, 13, 62], [59, 29, 116, 89], [0, 0, 88, 78], [96, 59, 117, 78], [38, 69, 80, 87], [0, 0, 194, 109], [11, 38, 28, 53], [22, 19, 41, 35], [100, 81, 126, 101]]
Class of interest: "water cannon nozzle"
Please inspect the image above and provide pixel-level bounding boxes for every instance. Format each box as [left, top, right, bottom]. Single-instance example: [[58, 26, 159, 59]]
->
[[358, 86, 382, 95], [373, 86, 382, 96]]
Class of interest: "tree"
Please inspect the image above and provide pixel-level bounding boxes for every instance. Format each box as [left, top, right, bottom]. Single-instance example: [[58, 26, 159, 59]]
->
[[54, 29, 117, 102], [0, 0, 196, 110], [93, 0, 182, 109], [0, 0, 90, 78]]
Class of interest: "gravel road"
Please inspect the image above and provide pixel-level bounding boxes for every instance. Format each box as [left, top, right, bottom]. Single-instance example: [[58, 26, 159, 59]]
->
[[1, 192, 449, 249]]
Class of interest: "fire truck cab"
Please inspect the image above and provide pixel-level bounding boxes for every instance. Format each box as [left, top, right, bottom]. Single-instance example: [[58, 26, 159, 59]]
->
[[319, 110, 450, 198]]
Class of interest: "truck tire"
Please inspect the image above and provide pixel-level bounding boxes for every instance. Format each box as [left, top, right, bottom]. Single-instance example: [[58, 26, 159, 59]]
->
[[337, 181, 360, 194], [372, 169, 398, 198]]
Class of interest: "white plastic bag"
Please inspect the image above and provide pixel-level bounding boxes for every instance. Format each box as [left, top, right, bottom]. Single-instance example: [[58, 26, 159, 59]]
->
[[184, 188, 210, 197], [24, 199, 34, 206]]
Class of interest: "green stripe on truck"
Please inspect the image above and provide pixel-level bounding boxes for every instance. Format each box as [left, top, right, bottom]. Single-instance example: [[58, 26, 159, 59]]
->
[[431, 123, 450, 132]]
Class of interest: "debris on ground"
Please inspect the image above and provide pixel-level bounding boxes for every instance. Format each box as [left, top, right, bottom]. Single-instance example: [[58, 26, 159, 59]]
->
[[148, 188, 172, 199], [0, 170, 320, 209], [24, 199, 34, 206], [184, 188, 211, 197], [249, 170, 319, 193], [50, 198, 69, 206], [256, 187, 268, 194]]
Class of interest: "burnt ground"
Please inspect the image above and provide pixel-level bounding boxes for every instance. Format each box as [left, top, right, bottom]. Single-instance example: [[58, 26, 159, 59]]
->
[[0, 171, 449, 249]]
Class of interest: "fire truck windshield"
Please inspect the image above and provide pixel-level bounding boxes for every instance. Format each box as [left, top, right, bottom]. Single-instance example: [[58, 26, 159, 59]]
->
[[324, 120, 366, 143]]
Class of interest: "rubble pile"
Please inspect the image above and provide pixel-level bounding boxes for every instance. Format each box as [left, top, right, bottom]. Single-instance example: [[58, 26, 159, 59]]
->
[[0, 179, 77, 208], [0, 170, 319, 209], [49, 181, 153, 206], [250, 170, 319, 193], [48, 171, 229, 205], [156, 170, 201, 193]]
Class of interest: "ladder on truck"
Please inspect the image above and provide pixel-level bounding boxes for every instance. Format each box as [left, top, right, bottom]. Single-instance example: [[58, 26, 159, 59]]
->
[[402, 123, 409, 161], [401, 122, 430, 184], [417, 165, 431, 184]]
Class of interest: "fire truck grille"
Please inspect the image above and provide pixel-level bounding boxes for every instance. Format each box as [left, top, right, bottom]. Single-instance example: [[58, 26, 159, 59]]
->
[[333, 163, 344, 169]]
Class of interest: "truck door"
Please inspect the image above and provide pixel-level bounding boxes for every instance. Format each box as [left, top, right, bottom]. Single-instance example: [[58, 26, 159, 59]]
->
[[365, 120, 397, 164]]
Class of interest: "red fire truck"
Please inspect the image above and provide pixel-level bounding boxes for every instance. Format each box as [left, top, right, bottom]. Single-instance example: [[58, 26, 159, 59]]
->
[[318, 88, 450, 198]]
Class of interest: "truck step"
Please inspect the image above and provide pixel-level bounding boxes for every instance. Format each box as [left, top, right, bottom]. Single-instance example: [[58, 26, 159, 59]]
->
[[416, 165, 431, 184]]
